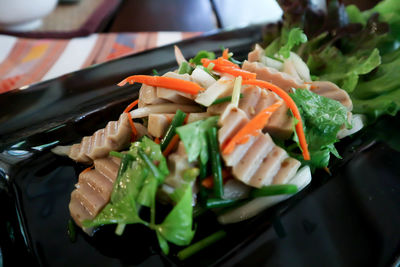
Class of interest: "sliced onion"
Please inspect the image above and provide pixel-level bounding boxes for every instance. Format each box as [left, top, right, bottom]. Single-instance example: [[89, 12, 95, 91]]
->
[[217, 166, 311, 224], [337, 114, 365, 139], [51, 145, 71, 156], [174, 45, 187, 66], [222, 179, 251, 200], [191, 67, 216, 88], [289, 52, 312, 82], [130, 104, 202, 118], [260, 56, 283, 70]]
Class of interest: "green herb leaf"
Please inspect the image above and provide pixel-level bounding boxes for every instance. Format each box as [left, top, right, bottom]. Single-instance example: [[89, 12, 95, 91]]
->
[[156, 183, 195, 246], [178, 62, 194, 75], [278, 28, 308, 58], [290, 89, 348, 169], [189, 50, 215, 65], [176, 116, 219, 164]]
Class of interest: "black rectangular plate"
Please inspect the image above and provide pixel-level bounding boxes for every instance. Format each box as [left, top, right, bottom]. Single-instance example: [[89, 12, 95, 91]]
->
[[0, 25, 399, 267]]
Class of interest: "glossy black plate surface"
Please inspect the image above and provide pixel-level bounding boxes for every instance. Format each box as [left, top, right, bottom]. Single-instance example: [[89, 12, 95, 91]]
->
[[0, 25, 400, 267]]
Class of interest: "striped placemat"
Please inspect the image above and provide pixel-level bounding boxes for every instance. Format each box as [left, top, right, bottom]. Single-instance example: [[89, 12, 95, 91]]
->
[[0, 31, 201, 94]]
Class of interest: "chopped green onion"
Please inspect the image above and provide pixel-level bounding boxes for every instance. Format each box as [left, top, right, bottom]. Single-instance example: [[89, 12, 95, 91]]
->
[[206, 127, 223, 198], [251, 184, 298, 198], [197, 65, 219, 80], [67, 219, 76, 243], [116, 153, 133, 180], [206, 198, 241, 209], [160, 109, 187, 151], [231, 76, 242, 107], [206, 62, 215, 71], [138, 149, 163, 182], [177, 230, 226, 260], [211, 93, 243, 105], [199, 159, 207, 179], [115, 223, 126, 236], [152, 69, 159, 76], [178, 62, 193, 74], [109, 151, 123, 158]]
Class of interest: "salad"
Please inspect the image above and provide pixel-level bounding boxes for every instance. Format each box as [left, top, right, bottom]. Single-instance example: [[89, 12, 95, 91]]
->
[[53, 0, 400, 260]]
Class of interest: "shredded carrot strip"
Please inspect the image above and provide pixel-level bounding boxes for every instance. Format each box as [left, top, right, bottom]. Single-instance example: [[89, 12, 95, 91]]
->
[[162, 134, 180, 157], [201, 58, 255, 79], [154, 137, 160, 144], [126, 112, 138, 137], [201, 169, 231, 189], [242, 79, 310, 160], [124, 99, 139, 113], [201, 58, 238, 69], [81, 165, 94, 174], [118, 75, 204, 95], [222, 48, 229, 59], [222, 100, 283, 155], [215, 66, 256, 79]]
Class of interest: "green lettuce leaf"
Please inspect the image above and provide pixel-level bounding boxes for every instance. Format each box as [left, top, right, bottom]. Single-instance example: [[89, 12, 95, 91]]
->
[[307, 46, 381, 92], [290, 89, 349, 169], [176, 116, 219, 164]]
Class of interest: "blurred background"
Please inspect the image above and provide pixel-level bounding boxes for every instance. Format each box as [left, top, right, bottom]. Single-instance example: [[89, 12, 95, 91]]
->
[[0, 0, 379, 93]]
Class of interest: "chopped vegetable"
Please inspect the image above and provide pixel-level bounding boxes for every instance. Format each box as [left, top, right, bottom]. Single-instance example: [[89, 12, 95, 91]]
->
[[201, 169, 231, 189], [231, 76, 242, 107], [222, 48, 229, 59], [160, 109, 186, 151], [123, 99, 139, 113], [162, 134, 180, 157], [241, 79, 310, 160], [177, 230, 226, 260], [176, 116, 219, 164], [211, 94, 243, 105], [201, 58, 256, 79], [189, 50, 216, 65], [206, 127, 223, 198], [118, 75, 204, 95], [251, 184, 298, 197], [81, 165, 94, 174], [206, 198, 240, 209], [178, 62, 194, 75], [222, 100, 283, 155]]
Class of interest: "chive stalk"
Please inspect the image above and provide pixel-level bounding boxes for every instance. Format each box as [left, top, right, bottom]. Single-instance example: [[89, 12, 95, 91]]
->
[[211, 93, 243, 105], [206, 127, 223, 198], [109, 151, 124, 158], [251, 184, 298, 198], [231, 76, 242, 107], [138, 149, 163, 182], [206, 198, 241, 209], [160, 109, 187, 151], [177, 230, 227, 260]]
